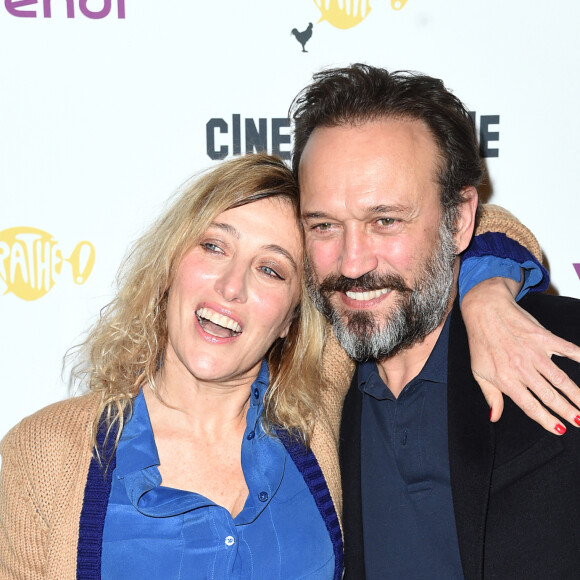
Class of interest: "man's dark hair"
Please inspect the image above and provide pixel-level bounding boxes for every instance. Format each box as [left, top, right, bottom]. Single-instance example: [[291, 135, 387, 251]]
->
[[290, 63, 484, 224]]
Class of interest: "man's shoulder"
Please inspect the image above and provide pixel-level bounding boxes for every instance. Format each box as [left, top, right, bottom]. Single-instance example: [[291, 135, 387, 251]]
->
[[519, 293, 580, 341], [520, 292, 580, 312]]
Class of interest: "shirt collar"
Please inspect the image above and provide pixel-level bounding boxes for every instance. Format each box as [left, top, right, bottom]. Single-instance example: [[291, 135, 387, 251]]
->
[[113, 359, 284, 519], [250, 359, 269, 409], [358, 312, 452, 400], [114, 388, 159, 478], [116, 359, 271, 478]]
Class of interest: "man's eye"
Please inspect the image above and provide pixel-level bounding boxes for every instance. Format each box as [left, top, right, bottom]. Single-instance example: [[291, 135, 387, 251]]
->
[[377, 218, 397, 227], [314, 222, 333, 231], [260, 266, 283, 280]]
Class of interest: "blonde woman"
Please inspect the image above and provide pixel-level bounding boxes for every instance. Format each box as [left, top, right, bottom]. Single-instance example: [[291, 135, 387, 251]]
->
[[0, 154, 561, 579]]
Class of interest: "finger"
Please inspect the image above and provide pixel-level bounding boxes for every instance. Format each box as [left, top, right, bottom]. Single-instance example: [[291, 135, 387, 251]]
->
[[551, 337, 580, 364], [527, 373, 580, 428], [507, 386, 568, 436], [538, 361, 580, 410], [472, 374, 505, 422], [528, 357, 580, 411]]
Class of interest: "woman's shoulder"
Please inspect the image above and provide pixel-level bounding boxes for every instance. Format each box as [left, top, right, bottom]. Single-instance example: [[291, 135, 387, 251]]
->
[[320, 327, 355, 413], [1, 392, 101, 461], [0, 392, 103, 557]]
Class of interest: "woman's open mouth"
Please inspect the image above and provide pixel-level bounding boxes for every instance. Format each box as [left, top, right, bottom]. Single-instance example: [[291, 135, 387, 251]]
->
[[195, 307, 242, 338]]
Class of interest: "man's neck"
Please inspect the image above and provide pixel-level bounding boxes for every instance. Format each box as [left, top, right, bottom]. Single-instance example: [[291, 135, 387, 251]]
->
[[376, 292, 456, 399]]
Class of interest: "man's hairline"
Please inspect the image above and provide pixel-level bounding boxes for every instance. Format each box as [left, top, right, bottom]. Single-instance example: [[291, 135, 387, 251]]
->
[[295, 114, 457, 224]]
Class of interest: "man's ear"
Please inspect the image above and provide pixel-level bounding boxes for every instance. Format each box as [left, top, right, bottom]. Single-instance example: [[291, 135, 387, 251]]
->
[[454, 186, 478, 254]]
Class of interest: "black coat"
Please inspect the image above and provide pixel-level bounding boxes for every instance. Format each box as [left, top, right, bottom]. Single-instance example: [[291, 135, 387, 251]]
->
[[340, 293, 580, 579]]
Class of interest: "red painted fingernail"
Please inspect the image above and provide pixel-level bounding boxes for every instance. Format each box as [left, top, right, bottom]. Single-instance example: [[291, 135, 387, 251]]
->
[[574, 415, 580, 427], [489, 408, 493, 420], [555, 424, 567, 435]]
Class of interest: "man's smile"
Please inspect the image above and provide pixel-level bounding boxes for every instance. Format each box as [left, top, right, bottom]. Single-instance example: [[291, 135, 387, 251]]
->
[[345, 288, 392, 301]]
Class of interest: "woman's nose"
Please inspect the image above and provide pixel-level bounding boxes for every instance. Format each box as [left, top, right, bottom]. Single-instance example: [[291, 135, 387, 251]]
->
[[214, 263, 248, 303]]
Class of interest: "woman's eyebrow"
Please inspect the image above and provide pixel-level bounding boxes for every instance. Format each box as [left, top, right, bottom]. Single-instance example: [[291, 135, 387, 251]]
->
[[208, 222, 240, 239], [207, 223, 298, 274], [263, 245, 298, 274]]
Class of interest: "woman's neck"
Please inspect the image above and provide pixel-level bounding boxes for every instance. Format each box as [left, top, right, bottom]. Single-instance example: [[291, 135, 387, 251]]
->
[[147, 364, 257, 436]]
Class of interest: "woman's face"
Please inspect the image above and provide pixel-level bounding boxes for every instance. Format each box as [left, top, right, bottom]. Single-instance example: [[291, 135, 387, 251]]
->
[[163, 197, 303, 387]]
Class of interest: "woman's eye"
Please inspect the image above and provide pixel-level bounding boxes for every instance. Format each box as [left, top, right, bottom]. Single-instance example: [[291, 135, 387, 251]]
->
[[201, 242, 224, 254], [260, 266, 284, 280]]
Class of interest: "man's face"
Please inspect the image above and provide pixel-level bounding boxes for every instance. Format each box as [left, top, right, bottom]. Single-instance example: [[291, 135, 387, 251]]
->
[[299, 118, 460, 361]]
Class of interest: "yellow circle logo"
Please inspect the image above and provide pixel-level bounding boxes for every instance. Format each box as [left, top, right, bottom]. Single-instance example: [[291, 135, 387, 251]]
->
[[313, 0, 408, 30], [0, 227, 96, 301]]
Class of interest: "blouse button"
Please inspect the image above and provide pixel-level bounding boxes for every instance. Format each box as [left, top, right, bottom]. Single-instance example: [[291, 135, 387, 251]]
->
[[258, 491, 269, 502], [247, 430, 255, 440], [225, 536, 235, 546], [253, 388, 260, 399]]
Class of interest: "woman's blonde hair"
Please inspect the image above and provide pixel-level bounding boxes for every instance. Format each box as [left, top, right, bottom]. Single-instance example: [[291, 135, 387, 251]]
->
[[70, 153, 326, 455]]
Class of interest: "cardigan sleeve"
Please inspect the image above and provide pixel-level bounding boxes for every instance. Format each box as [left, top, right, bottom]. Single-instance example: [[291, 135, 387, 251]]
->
[[0, 395, 99, 580], [474, 203, 542, 262], [0, 422, 49, 579]]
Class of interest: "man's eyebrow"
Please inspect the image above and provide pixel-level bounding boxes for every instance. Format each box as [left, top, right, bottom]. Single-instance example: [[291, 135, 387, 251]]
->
[[302, 204, 410, 221], [301, 211, 331, 221], [264, 244, 298, 274], [208, 222, 240, 239], [367, 204, 410, 214]]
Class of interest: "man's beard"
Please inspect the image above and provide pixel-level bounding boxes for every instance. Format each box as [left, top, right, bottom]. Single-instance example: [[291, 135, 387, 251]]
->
[[306, 222, 457, 362]]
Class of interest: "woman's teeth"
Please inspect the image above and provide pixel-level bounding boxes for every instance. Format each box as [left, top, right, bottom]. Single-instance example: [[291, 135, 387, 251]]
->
[[196, 307, 242, 337], [345, 288, 391, 301]]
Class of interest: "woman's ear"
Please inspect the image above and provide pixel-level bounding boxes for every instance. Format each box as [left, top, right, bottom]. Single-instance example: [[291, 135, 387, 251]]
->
[[279, 323, 291, 340], [454, 186, 479, 253], [279, 302, 301, 340]]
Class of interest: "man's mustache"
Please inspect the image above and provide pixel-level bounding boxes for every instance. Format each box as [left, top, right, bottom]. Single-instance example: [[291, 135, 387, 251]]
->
[[317, 271, 412, 295]]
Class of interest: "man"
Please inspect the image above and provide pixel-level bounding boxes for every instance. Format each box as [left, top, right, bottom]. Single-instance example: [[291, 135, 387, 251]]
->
[[292, 64, 580, 578]]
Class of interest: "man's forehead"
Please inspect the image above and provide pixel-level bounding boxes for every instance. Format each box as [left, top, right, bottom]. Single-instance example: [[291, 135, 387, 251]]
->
[[298, 119, 441, 211], [299, 119, 438, 173]]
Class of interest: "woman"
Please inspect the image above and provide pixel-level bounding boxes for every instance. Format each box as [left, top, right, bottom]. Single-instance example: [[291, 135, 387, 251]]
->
[[0, 153, 561, 579]]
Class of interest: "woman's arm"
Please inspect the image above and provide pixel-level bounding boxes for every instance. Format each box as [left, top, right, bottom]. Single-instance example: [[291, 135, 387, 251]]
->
[[0, 424, 48, 579], [461, 204, 580, 434]]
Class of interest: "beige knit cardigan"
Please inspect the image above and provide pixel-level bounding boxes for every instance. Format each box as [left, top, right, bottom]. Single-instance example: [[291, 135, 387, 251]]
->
[[0, 205, 541, 579]]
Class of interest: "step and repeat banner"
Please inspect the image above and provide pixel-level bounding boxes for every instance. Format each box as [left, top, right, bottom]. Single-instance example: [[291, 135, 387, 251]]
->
[[1, 0, 579, 438]]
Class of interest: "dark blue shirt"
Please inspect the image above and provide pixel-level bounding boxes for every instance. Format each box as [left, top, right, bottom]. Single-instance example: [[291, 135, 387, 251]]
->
[[101, 360, 334, 579], [359, 315, 464, 579]]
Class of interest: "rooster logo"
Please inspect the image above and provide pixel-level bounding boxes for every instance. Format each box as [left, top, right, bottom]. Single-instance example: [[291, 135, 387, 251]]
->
[[291, 1, 410, 52], [291, 22, 313, 52]]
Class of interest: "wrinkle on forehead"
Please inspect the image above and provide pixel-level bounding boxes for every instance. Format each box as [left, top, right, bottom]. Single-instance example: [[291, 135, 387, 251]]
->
[[299, 119, 442, 215]]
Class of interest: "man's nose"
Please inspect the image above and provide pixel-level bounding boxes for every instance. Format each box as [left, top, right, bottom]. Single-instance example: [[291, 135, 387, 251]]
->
[[338, 228, 379, 279], [214, 263, 248, 303]]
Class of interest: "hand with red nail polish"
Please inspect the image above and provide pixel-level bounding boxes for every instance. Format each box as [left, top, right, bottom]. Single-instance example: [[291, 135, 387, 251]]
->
[[462, 277, 580, 434]]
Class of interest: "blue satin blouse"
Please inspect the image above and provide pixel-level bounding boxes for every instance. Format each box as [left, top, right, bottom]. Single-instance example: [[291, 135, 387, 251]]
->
[[100, 361, 334, 579]]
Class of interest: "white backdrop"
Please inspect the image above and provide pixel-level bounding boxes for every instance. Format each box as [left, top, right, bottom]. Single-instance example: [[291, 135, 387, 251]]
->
[[1, 0, 579, 439]]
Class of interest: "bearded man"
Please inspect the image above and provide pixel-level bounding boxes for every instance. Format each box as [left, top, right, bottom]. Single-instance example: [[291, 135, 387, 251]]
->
[[293, 64, 580, 579]]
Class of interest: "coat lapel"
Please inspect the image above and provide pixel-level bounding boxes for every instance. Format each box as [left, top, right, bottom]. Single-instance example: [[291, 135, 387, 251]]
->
[[447, 301, 495, 580]]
